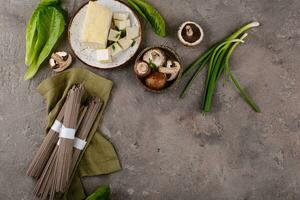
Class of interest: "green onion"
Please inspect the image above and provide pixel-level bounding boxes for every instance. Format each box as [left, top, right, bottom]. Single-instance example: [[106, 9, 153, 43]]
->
[[224, 33, 261, 112], [180, 22, 261, 113]]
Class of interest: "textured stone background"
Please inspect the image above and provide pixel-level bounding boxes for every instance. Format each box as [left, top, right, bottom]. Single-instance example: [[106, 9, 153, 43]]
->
[[1, 0, 300, 199]]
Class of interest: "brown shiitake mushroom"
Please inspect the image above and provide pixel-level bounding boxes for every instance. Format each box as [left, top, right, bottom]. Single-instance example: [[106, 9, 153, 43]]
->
[[178, 21, 204, 47], [134, 61, 151, 78], [158, 60, 181, 81], [145, 71, 167, 90], [49, 51, 72, 72], [142, 48, 166, 68]]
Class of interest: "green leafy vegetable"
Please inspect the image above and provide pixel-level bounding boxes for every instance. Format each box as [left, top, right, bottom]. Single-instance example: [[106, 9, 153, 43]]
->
[[115, 33, 120, 39], [131, 40, 136, 47], [24, 0, 66, 80], [115, 28, 126, 38], [127, 0, 166, 37], [86, 185, 110, 200], [180, 22, 261, 113], [148, 59, 157, 70]]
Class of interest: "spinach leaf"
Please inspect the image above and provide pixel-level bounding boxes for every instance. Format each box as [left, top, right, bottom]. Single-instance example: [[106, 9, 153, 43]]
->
[[127, 0, 147, 19], [86, 185, 110, 200], [127, 0, 166, 37], [24, 0, 65, 80]]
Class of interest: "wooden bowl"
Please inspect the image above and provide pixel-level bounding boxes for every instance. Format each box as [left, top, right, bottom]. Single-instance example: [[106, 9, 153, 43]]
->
[[134, 46, 182, 93]]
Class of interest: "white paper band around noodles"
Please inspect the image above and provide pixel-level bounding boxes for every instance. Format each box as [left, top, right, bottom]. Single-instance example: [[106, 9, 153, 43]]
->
[[59, 126, 76, 140], [73, 138, 87, 150], [57, 138, 86, 150], [51, 120, 62, 133]]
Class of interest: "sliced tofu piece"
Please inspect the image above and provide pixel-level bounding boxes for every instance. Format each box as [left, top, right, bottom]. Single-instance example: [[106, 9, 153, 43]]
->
[[81, 1, 113, 49], [118, 38, 133, 50], [96, 49, 112, 63], [126, 26, 140, 39], [108, 29, 121, 42], [113, 12, 129, 20], [108, 43, 123, 57], [114, 19, 131, 30]]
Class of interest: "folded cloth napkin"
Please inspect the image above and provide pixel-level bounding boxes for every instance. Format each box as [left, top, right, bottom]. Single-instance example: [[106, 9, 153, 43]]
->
[[37, 67, 121, 200]]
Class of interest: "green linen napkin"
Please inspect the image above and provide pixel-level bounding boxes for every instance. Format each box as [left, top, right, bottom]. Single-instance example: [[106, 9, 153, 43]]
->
[[37, 67, 121, 200]]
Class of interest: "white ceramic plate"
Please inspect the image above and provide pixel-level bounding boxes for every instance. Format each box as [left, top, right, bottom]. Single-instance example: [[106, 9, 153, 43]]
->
[[68, 0, 142, 69]]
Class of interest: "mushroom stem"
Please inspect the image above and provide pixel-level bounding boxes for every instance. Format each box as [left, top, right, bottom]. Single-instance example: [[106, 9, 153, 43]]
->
[[185, 25, 194, 37]]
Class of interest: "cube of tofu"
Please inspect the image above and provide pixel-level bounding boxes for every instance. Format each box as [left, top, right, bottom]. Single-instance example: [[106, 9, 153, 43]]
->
[[113, 12, 129, 21], [126, 26, 139, 39], [96, 49, 112, 63], [108, 43, 123, 57], [108, 29, 121, 42], [118, 38, 133, 50], [114, 19, 131, 30]]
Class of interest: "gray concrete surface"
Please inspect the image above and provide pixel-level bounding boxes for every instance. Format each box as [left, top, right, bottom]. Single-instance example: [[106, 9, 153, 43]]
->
[[1, 0, 300, 199]]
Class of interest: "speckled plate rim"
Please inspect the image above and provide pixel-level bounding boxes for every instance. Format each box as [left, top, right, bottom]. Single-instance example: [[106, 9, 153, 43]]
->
[[134, 45, 183, 93], [68, 0, 143, 70]]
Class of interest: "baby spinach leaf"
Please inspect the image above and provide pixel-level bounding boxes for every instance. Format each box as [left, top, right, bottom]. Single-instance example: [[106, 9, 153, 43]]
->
[[127, 0, 166, 37]]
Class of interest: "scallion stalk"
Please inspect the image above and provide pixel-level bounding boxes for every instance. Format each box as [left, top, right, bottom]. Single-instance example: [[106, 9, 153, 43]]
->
[[224, 33, 261, 112], [203, 39, 244, 112], [180, 22, 261, 113]]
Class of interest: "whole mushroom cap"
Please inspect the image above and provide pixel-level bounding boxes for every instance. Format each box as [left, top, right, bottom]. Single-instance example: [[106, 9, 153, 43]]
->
[[134, 61, 151, 78], [145, 71, 167, 90]]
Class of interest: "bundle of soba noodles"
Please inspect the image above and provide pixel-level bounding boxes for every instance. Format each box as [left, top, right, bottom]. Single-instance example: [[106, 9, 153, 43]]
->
[[32, 84, 85, 199], [33, 105, 87, 199], [71, 97, 103, 175], [54, 84, 84, 193]]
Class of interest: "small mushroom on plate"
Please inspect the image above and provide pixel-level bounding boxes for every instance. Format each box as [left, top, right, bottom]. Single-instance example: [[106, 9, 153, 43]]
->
[[142, 48, 166, 68], [158, 60, 181, 81], [49, 51, 72, 72], [145, 71, 167, 90], [178, 21, 204, 47], [134, 61, 151, 78]]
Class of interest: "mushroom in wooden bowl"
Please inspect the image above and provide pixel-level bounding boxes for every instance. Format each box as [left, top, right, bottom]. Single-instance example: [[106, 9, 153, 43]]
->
[[133, 46, 182, 92]]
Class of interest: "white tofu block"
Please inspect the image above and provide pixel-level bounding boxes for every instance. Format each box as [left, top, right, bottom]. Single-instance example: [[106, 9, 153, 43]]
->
[[81, 1, 113, 49], [108, 43, 123, 57], [118, 38, 133, 50], [108, 29, 121, 42], [114, 19, 131, 30], [96, 49, 112, 63], [126, 26, 139, 39], [113, 12, 129, 20]]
